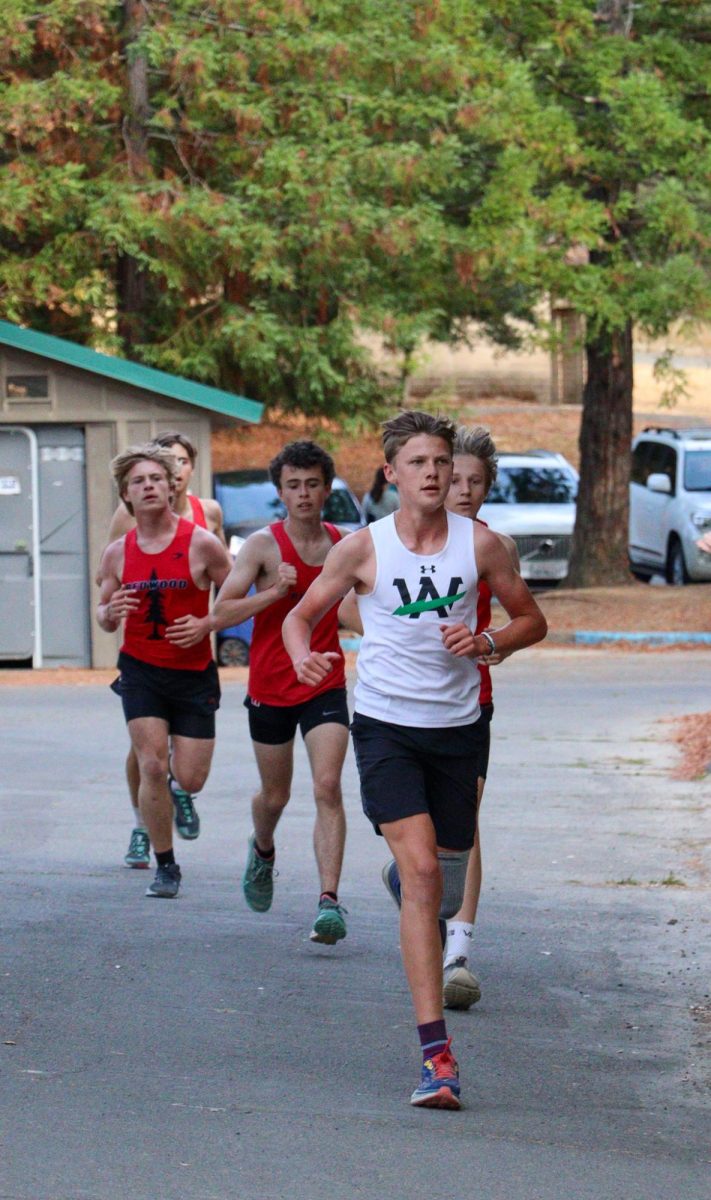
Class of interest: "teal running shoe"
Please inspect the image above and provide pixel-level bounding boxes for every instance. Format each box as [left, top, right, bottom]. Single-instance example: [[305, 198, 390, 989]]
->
[[309, 898, 347, 944], [242, 834, 275, 912], [169, 774, 200, 840], [410, 1039, 461, 1109], [124, 828, 150, 869]]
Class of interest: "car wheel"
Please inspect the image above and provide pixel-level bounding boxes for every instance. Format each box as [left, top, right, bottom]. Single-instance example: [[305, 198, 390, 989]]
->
[[666, 538, 689, 587], [217, 637, 250, 667]]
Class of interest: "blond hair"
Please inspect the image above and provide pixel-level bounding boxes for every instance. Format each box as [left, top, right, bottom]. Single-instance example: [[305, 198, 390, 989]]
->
[[453, 425, 498, 491], [381, 410, 456, 463], [111, 443, 178, 515]]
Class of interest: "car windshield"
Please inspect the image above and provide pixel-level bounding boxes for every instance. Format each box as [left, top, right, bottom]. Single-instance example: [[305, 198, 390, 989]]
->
[[323, 489, 360, 523], [217, 480, 286, 526], [215, 477, 361, 525], [487, 466, 578, 504], [684, 449, 711, 492]]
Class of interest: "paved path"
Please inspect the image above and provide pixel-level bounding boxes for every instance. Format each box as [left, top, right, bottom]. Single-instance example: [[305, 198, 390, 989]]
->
[[0, 649, 709, 1200]]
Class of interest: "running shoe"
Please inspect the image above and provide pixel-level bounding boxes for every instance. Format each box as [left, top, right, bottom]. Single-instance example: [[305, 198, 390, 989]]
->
[[124, 827, 150, 869], [145, 862, 182, 899], [381, 859, 402, 907], [242, 834, 275, 912], [410, 1039, 461, 1109], [310, 898, 348, 944], [443, 958, 482, 1010], [381, 859, 446, 948], [169, 775, 200, 840]]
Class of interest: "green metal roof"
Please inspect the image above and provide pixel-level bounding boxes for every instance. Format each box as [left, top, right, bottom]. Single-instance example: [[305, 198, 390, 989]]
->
[[0, 320, 262, 424]]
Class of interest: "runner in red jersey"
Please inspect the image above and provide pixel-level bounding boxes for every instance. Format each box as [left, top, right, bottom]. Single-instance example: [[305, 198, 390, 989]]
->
[[442, 426, 521, 1009], [100, 432, 227, 864], [97, 444, 231, 899], [212, 441, 350, 944]]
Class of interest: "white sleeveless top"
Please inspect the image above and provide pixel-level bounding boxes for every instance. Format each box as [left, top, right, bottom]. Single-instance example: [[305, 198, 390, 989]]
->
[[354, 510, 480, 727]]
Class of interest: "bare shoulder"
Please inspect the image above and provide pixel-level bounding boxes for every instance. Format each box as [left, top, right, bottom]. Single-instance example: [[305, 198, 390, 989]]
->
[[101, 535, 125, 577], [200, 497, 223, 521], [107, 503, 135, 542]]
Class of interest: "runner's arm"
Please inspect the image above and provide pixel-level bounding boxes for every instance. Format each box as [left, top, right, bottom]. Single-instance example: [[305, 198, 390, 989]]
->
[[283, 534, 365, 686], [95, 541, 139, 633], [211, 531, 297, 631], [441, 527, 546, 659], [95, 504, 134, 585], [338, 589, 363, 635], [203, 497, 228, 548]]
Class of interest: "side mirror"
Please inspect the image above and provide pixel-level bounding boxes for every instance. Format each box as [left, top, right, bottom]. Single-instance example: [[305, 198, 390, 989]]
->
[[647, 472, 672, 495]]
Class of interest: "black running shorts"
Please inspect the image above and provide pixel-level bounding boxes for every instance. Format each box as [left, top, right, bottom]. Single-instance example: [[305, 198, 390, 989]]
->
[[350, 710, 490, 851], [112, 652, 221, 739], [244, 687, 349, 746], [478, 702, 494, 781]]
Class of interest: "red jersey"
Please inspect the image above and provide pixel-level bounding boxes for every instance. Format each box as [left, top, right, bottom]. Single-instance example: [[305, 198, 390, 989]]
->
[[187, 494, 207, 528], [475, 518, 492, 705], [121, 517, 212, 671], [248, 521, 345, 706]]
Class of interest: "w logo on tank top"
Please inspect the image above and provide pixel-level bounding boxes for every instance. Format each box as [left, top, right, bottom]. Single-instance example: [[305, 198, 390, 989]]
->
[[392, 575, 465, 618]]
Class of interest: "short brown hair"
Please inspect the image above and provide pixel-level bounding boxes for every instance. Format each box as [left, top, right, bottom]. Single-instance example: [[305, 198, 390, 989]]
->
[[381, 410, 456, 464], [111, 444, 178, 515], [154, 431, 197, 465], [453, 425, 498, 491], [269, 440, 335, 489]]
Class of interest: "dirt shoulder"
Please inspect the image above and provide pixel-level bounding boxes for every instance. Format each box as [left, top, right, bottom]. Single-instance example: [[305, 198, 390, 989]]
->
[[525, 581, 711, 636]]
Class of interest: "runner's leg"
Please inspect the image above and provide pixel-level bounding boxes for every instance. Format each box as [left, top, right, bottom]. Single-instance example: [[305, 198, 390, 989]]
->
[[169, 734, 215, 797], [251, 739, 294, 851], [303, 722, 348, 895], [128, 717, 172, 853]]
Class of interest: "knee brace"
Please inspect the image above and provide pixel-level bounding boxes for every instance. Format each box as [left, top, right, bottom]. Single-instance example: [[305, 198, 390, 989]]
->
[[438, 850, 469, 919]]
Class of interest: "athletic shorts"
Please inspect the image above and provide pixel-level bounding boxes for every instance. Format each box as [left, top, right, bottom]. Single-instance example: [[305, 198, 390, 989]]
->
[[350, 710, 491, 851], [244, 687, 349, 746], [111, 652, 221, 739], [478, 702, 494, 780]]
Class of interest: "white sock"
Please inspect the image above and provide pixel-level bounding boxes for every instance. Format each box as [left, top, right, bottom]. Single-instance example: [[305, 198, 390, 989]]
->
[[444, 920, 474, 968], [131, 806, 146, 832]]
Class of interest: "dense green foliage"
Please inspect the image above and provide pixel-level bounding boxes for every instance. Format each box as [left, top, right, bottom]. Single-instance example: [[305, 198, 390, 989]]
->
[[0, 0, 592, 415]]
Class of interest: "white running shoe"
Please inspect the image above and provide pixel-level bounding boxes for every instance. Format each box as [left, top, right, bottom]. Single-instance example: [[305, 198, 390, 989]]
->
[[443, 958, 481, 1009]]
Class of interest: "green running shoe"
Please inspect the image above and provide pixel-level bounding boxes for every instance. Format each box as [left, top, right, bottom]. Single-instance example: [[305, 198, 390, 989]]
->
[[124, 827, 150, 869], [169, 774, 200, 840], [242, 834, 275, 912], [310, 898, 347, 944]]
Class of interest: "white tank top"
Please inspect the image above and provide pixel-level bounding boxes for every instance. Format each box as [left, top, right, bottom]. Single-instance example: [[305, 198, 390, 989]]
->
[[354, 510, 480, 727]]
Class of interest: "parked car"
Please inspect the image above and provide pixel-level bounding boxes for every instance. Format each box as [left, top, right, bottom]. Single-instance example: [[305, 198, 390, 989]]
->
[[212, 469, 365, 664], [629, 426, 711, 584], [478, 451, 578, 584]]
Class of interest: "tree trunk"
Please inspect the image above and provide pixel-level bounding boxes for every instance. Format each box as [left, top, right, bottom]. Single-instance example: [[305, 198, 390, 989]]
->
[[117, 0, 150, 355], [566, 322, 633, 587]]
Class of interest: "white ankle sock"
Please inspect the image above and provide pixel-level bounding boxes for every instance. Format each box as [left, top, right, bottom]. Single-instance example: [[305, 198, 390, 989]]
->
[[131, 806, 145, 832], [444, 920, 474, 967]]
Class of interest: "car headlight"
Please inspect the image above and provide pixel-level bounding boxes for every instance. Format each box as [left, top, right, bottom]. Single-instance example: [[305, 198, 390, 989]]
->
[[691, 511, 711, 529]]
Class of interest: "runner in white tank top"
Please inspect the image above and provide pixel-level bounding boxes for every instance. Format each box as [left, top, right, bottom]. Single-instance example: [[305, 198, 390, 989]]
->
[[355, 509, 480, 727], [283, 411, 547, 1111]]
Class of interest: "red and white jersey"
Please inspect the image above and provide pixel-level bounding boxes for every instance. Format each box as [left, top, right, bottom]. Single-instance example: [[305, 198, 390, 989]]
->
[[121, 517, 211, 671]]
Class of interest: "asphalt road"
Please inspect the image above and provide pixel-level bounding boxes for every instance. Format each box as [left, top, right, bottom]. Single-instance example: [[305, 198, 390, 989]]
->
[[1, 649, 709, 1200]]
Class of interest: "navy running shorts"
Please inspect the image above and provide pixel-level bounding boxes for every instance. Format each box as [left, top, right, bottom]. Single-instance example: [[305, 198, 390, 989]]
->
[[244, 687, 349, 746], [111, 652, 221, 739], [350, 710, 490, 851]]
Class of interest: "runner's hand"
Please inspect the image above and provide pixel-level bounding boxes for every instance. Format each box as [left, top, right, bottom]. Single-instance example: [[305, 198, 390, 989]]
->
[[440, 623, 478, 658], [165, 614, 211, 647], [294, 651, 341, 687], [106, 586, 140, 623], [274, 563, 298, 597], [479, 627, 508, 666]]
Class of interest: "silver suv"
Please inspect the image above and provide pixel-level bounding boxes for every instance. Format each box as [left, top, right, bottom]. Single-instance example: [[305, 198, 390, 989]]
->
[[629, 426, 711, 584], [479, 451, 578, 584]]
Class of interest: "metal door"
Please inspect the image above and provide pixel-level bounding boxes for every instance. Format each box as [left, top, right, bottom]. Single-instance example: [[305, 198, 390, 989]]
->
[[37, 426, 90, 666], [0, 427, 41, 662]]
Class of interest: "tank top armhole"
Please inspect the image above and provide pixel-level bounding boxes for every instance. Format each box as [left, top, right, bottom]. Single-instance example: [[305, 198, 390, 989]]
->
[[357, 524, 379, 599]]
